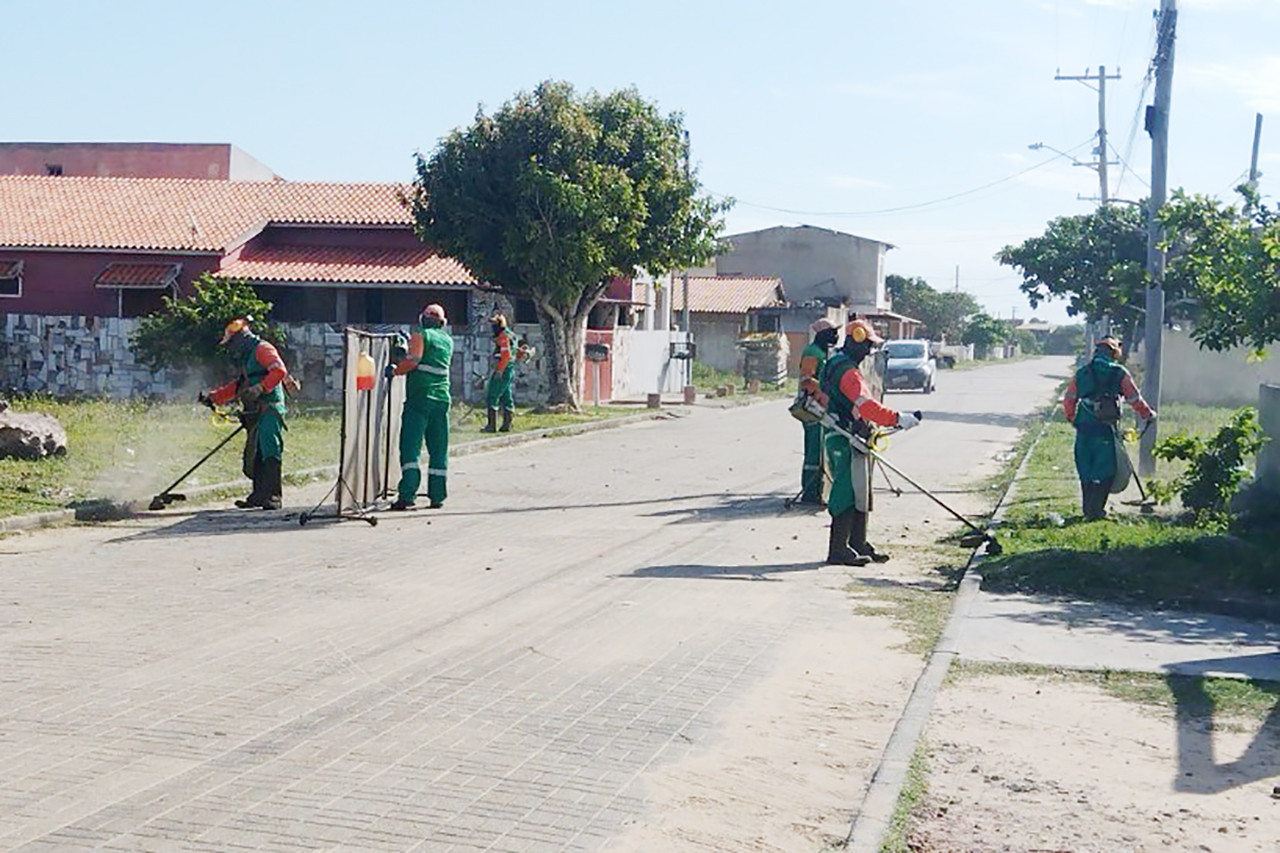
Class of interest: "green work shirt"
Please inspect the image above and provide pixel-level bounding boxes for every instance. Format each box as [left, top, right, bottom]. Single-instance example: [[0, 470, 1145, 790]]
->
[[801, 342, 828, 380], [406, 324, 454, 404]]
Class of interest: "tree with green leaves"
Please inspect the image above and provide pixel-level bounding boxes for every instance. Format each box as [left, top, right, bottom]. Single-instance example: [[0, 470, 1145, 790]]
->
[[885, 274, 980, 341], [1043, 324, 1086, 356], [1160, 187, 1280, 354], [407, 80, 729, 408], [962, 312, 1010, 350], [132, 274, 283, 379], [995, 204, 1151, 354]]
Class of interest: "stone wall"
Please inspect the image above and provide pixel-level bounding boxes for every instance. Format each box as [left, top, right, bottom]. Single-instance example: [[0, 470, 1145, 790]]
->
[[1, 313, 179, 398], [0, 301, 556, 406]]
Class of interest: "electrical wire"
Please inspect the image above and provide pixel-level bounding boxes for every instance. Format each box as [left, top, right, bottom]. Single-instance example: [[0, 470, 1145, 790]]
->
[[1108, 141, 1150, 191], [711, 137, 1096, 219], [1114, 15, 1160, 200]]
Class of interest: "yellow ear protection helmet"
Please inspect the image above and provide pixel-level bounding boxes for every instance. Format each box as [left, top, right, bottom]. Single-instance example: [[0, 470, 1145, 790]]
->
[[219, 316, 254, 345], [844, 318, 883, 345]]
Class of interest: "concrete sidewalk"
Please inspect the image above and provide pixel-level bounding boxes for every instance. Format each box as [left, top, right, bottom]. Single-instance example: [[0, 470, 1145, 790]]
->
[[955, 582, 1280, 680]]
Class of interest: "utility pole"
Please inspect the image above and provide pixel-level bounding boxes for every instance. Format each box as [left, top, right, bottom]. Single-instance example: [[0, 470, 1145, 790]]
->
[[954, 265, 959, 292], [1055, 66, 1122, 203], [681, 129, 691, 336], [1139, 0, 1177, 476], [1249, 112, 1264, 191]]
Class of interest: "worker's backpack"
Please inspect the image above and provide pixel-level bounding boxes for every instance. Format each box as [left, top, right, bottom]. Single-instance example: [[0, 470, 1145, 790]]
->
[[1083, 363, 1121, 424]]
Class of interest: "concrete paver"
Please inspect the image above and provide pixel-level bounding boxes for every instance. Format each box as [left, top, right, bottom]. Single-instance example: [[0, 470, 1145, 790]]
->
[[0, 357, 1069, 851]]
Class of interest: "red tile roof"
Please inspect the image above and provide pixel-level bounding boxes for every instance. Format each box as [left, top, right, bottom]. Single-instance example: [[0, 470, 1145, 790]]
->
[[684, 276, 786, 314], [94, 262, 182, 289], [0, 176, 412, 253], [216, 245, 475, 286]]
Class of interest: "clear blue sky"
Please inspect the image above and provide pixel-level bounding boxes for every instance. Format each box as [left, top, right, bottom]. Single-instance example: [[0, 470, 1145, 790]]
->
[[7, 0, 1277, 324]]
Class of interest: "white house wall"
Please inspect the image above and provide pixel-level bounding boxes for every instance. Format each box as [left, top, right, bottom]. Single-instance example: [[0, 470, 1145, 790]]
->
[[610, 328, 691, 398], [1157, 328, 1280, 406]]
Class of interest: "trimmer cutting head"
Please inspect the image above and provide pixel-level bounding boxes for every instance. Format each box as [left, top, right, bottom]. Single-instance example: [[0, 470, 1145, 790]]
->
[[148, 493, 186, 511], [959, 531, 1002, 555]]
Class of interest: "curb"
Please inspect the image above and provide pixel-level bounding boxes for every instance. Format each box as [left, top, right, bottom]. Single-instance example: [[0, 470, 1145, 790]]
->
[[844, 416, 1045, 852], [0, 408, 688, 530], [0, 508, 76, 533]]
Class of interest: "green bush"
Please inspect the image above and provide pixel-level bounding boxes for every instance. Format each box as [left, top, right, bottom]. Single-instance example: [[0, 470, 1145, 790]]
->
[[1150, 407, 1267, 526], [132, 275, 284, 380]]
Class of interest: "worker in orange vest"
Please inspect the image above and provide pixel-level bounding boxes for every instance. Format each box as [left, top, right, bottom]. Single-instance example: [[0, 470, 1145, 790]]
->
[[201, 317, 290, 510], [819, 318, 921, 565], [1063, 337, 1155, 519], [483, 313, 516, 433]]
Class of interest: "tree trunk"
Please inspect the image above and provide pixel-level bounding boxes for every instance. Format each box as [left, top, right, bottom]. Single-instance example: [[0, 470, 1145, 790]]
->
[[536, 300, 590, 410]]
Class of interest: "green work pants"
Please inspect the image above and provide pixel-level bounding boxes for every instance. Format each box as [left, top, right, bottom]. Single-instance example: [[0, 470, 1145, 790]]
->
[[825, 431, 873, 517], [397, 398, 450, 506], [801, 422, 825, 501], [486, 367, 514, 411], [1074, 423, 1119, 484], [241, 408, 285, 478]]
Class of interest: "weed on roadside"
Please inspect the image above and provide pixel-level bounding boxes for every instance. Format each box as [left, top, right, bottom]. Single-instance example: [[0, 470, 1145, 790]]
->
[[881, 743, 930, 853]]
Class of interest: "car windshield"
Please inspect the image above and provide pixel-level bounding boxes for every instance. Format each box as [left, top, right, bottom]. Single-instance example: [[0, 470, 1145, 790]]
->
[[885, 342, 927, 359]]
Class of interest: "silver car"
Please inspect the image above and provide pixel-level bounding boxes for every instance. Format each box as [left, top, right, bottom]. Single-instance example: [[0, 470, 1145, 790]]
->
[[883, 339, 936, 393]]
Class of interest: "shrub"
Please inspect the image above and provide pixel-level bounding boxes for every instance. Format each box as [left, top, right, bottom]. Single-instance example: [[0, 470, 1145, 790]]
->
[[1150, 407, 1267, 526], [132, 275, 284, 379]]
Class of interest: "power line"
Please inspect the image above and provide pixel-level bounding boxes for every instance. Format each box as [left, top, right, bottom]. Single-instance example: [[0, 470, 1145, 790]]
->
[[711, 137, 1096, 218], [1108, 140, 1150, 190]]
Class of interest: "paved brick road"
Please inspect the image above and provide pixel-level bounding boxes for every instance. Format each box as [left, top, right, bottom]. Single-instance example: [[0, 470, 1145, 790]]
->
[[0, 357, 1070, 852]]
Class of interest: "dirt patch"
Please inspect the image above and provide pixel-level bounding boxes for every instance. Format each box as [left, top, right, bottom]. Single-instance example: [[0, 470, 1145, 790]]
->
[[912, 673, 1280, 852], [606, 593, 921, 852]]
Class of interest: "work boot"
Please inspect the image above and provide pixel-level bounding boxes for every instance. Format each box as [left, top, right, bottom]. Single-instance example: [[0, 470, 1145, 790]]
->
[[1082, 480, 1110, 520], [482, 407, 497, 433], [850, 510, 890, 563], [499, 407, 512, 433], [390, 498, 415, 511], [235, 458, 266, 508], [261, 457, 283, 510], [827, 509, 870, 566]]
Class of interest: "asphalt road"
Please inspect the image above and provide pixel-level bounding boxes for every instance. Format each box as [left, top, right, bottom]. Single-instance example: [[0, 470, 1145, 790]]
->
[[0, 356, 1072, 852]]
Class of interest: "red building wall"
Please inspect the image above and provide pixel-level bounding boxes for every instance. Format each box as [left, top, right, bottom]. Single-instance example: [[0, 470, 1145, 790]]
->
[[0, 250, 220, 317], [0, 143, 238, 179]]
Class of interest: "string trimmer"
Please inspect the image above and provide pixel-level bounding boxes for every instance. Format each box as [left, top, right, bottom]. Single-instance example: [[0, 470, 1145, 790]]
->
[[1119, 419, 1158, 514], [818, 412, 1003, 555], [148, 403, 245, 511]]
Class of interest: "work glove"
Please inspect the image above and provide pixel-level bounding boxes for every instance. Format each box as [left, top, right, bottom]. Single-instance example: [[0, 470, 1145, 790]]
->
[[383, 363, 397, 380], [896, 410, 922, 431], [238, 384, 264, 404], [197, 391, 214, 410]]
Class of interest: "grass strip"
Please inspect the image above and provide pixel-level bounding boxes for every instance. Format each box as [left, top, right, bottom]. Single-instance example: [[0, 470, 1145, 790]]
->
[[979, 402, 1279, 615], [952, 661, 1280, 725]]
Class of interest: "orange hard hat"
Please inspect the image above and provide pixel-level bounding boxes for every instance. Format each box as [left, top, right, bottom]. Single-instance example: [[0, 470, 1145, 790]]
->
[[420, 303, 447, 324], [1096, 336, 1122, 359], [844, 318, 883, 345], [490, 312, 508, 329], [219, 316, 252, 345]]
